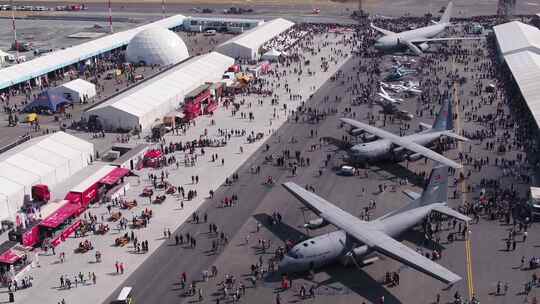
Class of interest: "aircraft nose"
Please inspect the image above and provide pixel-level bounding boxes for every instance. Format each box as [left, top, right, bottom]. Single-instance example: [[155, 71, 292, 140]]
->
[[278, 256, 293, 273]]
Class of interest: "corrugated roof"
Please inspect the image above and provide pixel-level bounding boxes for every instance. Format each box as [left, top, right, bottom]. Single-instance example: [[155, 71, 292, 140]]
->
[[504, 51, 540, 127], [0, 15, 186, 90], [493, 21, 540, 56], [217, 18, 294, 51]]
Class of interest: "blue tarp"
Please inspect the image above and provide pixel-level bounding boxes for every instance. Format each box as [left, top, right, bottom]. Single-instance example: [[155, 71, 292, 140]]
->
[[23, 90, 72, 112]]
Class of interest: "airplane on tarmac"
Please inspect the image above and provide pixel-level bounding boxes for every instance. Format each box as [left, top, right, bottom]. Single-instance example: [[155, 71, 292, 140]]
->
[[380, 81, 422, 95], [372, 2, 476, 55], [377, 86, 403, 104], [279, 163, 471, 284], [373, 98, 414, 121], [384, 67, 416, 81], [342, 99, 467, 169]]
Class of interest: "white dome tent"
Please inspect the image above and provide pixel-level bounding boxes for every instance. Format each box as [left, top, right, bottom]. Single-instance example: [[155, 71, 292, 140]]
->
[[126, 27, 189, 66]]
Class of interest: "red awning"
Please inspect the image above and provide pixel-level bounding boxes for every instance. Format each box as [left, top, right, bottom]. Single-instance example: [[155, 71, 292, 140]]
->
[[100, 167, 130, 185], [144, 149, 162, 159], [0, 249, 22, 264], [40, 202, 80, 229]]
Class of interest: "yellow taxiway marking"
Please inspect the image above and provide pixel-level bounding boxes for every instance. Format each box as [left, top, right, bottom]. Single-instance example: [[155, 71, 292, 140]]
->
[[452, 78, 475, 300]]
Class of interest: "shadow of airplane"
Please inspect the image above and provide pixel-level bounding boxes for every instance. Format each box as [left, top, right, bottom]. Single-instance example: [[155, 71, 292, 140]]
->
[[322, 137, 426, 188], [253, 213, 403, 304]]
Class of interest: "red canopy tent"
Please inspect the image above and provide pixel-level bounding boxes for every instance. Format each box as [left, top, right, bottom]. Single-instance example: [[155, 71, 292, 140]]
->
[[40, 202, 80, 229], [100, 168, 130, 185]]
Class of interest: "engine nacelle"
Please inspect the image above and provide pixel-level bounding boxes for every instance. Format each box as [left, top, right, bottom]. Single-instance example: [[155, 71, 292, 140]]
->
[[419, 42, 430, 51], [362, 134, 377, 142], [392, 146, 405, 154], [407, 152, 423, 161], [304, 218, 329, 230], [340, 245, 370, 266], [349, 128, 364, 137]]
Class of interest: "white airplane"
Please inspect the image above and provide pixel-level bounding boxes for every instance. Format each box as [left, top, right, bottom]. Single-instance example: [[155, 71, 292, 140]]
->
[[372, 2, 476, 55], [377, 86, 403, 104], [380, 81, 422, 94], [279, 163, 470, 284]]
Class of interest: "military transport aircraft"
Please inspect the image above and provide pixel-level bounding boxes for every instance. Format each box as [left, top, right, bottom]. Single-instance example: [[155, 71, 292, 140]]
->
[[279, 163, 470, 284], [372, 2, 475, 55], [342, 99, 466, 169]]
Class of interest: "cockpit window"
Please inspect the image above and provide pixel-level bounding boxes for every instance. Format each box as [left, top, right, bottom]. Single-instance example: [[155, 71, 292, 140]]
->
[[302, 243, 308, 247], [310, 241, 315, 244]]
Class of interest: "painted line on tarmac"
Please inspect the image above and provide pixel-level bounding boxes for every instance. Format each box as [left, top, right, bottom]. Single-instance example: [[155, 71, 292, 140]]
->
[[453, 80, 475, 300]]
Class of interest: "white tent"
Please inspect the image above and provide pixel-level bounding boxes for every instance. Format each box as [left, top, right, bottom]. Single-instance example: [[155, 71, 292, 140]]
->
[[0, 14, 186, 91], [0, 50, 9, 67], [261, 49, 281, 61], [0, 132, 94, 221], [85, 51, 234, 131], [51, 78, 96, 103], [216, 18, 294, 60], [493, 21, 540, 56]]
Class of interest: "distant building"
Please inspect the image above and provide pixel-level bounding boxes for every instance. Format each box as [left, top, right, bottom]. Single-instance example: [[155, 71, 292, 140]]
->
[[183, 17, 264, 34], [497, 0, 516, 17]]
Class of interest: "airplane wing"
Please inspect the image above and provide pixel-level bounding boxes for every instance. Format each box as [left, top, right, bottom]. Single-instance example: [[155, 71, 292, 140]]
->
[[282, 182, 462, 284], [402, 39, 423, 55], [410, 37, 480, 43], [340, 118, 462, 169], [370, 23, 396, 36]]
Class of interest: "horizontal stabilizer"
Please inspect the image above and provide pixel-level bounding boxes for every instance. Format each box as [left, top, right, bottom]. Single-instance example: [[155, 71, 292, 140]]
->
[[419, 122, 432, 130], [442, 131, 469, 142], [432, 205, 471, 222], [403, 189, 421, 201], [370, 23, 396, 36]]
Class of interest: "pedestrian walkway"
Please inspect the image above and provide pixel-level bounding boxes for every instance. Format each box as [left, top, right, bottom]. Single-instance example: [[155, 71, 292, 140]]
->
[[7, 31, 353, 304]]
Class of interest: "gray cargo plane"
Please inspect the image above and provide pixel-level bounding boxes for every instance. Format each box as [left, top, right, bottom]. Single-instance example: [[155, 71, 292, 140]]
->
[[341, 99, 467, 169], [279, 163, 470, 284], [372, 2, 474, 55]]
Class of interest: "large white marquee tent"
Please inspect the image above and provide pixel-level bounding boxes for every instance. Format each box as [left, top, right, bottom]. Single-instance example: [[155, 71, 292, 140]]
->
[[494, 21, 540, 129], [216, 18, 294, 60], [0, 132, 94, 221], [85, 51, 234, 131]]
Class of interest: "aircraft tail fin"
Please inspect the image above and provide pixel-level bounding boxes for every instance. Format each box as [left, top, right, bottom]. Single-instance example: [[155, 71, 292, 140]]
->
[[419, 163, 449, 206], [432, 98, 453, 131], [440, 1, 453, 24]]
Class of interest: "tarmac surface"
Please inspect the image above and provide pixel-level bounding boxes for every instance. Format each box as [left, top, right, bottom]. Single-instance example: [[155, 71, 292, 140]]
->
[[105, 38, 535, 304], [0, 3, 539, 304]]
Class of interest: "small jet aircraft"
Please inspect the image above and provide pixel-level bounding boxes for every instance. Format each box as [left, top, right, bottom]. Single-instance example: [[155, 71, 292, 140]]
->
[[372, 2, 476, 55], [342, 99, 467, 169], [279, 163, 470, 284], [384, 67, 416, 81], [381, 81, 422, 95], [377, 86, 403, 104]]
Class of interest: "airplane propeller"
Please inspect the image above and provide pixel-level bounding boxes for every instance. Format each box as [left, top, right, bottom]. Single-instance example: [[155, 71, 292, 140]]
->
[[299, 206, 311, 237]]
